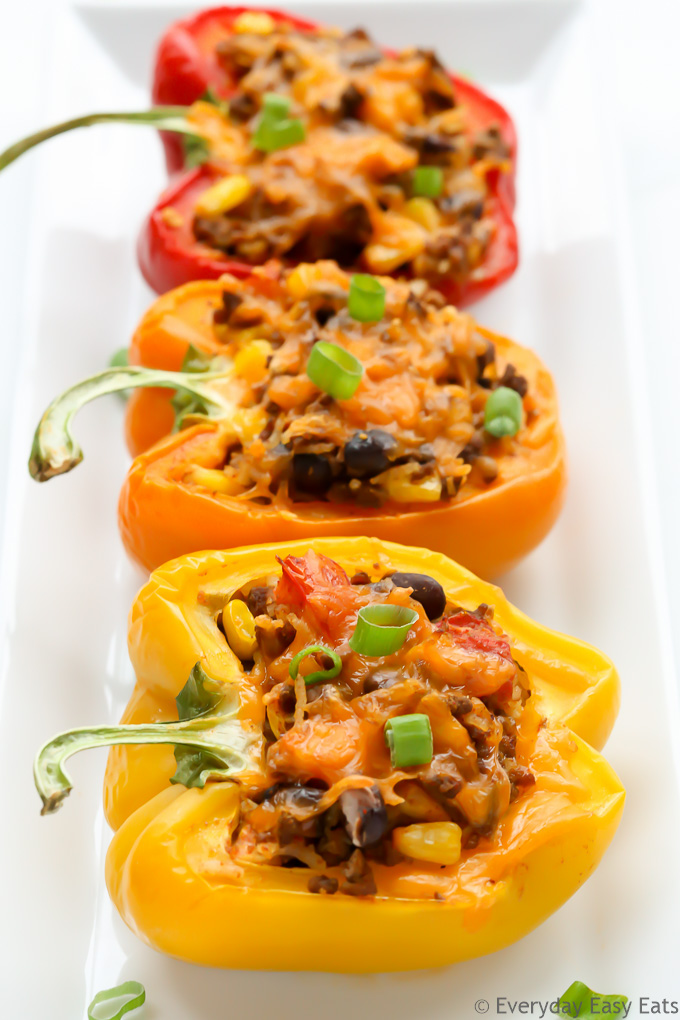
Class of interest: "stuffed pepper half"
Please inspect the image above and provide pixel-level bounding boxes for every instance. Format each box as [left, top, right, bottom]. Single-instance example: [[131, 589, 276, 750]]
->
[[144, 8, 518, 303], [30, 262, 565, 578], [1, 8, 517, 306], [34, 538, 624, 971]]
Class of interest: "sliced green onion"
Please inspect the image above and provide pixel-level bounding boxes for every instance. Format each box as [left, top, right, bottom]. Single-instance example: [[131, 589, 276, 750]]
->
[[484, 385, 523, 438], [306, 341, 363, 400], [558, 982, 628, 1020], [413, 166, 443, 198], [87, 981, 145, 1020], [263, 92, 291, 120], [252, 117, 306, 152], [289, 645, 342, 686], [385, 714, 433, 768], [349, 604, 418, 657], [348, 274, 386, 323]]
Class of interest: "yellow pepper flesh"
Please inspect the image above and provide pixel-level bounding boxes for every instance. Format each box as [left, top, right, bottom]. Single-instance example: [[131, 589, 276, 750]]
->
[[103, 537, 624, 972]]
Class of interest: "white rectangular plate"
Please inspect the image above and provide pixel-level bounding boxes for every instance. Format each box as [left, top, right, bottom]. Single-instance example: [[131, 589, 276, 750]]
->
[[1, 1, 679, 1016]]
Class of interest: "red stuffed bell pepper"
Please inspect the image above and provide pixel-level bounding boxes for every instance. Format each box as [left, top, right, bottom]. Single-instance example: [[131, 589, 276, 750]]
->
[[141, 6, 518, 305]]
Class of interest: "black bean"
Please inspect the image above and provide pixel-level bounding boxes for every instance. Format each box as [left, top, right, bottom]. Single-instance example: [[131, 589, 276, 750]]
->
[[344, 430, 397, 478], [292, 453, 333, 495], [339, 786, 388, 847], [389, 571, 446, 620]]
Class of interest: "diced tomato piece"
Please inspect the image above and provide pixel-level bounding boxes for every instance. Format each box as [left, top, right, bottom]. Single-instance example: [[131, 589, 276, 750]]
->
[[275, 551, 358, 637], [440, 611, 513, 662]]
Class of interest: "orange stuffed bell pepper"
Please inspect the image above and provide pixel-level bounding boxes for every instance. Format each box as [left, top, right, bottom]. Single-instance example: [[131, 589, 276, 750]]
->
[[34, 537, 623, 972], [29, 262, 566, 579]]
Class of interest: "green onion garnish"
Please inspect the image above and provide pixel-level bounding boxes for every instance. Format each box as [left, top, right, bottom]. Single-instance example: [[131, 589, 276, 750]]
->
[[289, 644, 342, 686], [253, 116, 306, 152], [385, 714, 433, 768], [348, 274, 386, 323], [252, 93, 305, 152], [349, 604, 418, 657], [413, 166, 443, 198], [87, 981, 146, 1020], [558, 982, 628, 1020], [262, 92, 291, 120], [306, 341, 363, 400], [484, 385, 523, 438]]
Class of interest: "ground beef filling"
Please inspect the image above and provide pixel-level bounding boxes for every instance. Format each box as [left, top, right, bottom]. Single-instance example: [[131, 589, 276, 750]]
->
[[215, 551, 535, 897], [189, 25, 511, 281], [184, 263, 530, 508]]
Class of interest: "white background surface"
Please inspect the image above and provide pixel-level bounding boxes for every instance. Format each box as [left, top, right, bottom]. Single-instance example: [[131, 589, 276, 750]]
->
[[0, 1, 679, 1017]]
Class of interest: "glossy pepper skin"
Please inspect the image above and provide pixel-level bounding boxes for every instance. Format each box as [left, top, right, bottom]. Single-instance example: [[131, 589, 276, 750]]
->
[[140, 6, 518, 304], [121, 278, 566, 578], [103, 537, 623, 972]]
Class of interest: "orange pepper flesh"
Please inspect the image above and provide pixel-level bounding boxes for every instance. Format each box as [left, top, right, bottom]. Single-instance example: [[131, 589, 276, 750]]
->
[[120, 279, 566, 578], [104, 537, 623, 972]]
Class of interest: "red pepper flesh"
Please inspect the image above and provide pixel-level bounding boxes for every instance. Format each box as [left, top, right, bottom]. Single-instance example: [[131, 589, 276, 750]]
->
[[143, 5, 518, 304]]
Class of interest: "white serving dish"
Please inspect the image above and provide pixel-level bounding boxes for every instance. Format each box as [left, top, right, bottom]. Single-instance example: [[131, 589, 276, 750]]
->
[[1, 1, 679, 1016]]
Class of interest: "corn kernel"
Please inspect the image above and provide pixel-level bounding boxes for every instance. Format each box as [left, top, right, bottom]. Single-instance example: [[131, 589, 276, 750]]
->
[[194, 174, 252, 218], [233, 340, 272, 385], [222, 599, 257, 660], [397, 781, 449, 822], [384, 469, 442, 503], [404, 197, 441, 232], [286, 263, 323, 300], [393, 822, 462, 865], [364, 214, 426, 273], [230, 406, 268, 444], [185, 466, 241, 495], [233, 11, 275, 34]]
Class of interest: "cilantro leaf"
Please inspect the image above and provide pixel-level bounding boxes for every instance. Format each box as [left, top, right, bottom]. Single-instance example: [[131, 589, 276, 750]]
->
[[171, 663, 250, 789], [182, 132, 211, 168]]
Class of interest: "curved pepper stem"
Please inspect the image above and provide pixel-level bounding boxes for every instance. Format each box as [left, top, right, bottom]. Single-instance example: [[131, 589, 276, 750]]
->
[[0, 108, 201, 172], [29, 365, 231, 481], [35, 662, 259, 814], [35, 714, 251, 815]]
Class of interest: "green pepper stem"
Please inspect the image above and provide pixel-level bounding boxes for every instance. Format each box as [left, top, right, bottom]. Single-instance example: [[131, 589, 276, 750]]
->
[[34, 716, 249, 815], [29, 365, 230, 481], [0, 108, 198, 172]]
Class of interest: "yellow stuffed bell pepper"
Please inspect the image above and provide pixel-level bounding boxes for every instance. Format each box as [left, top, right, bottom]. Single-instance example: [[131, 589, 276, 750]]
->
[[34, 537, 623, 972]]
